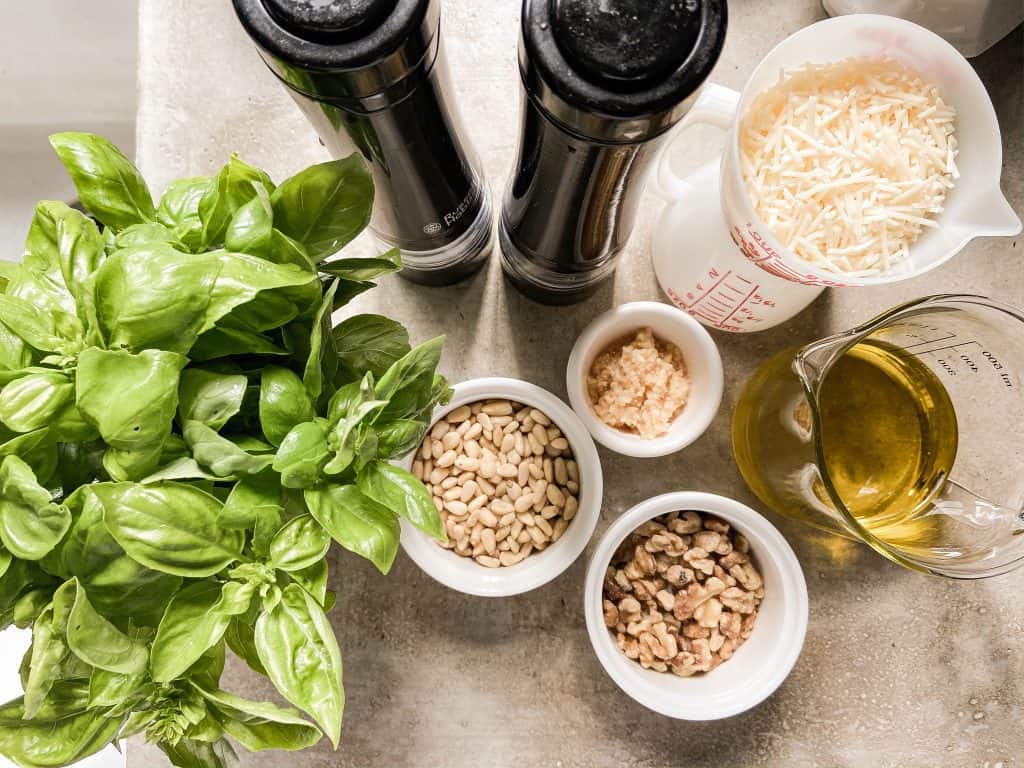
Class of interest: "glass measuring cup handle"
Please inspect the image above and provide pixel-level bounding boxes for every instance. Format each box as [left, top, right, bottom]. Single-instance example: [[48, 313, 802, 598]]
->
[[651, 83, 741, 201]]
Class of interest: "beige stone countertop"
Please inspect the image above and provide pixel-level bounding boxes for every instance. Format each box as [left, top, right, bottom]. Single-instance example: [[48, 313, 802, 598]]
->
[[132, 1, 1024, 765]]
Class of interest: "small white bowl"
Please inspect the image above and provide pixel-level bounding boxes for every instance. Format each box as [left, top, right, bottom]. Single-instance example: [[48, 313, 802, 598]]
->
[[566, 301, 724, 458], [584, 492, 808, 720], [399, 377, 603, 597]]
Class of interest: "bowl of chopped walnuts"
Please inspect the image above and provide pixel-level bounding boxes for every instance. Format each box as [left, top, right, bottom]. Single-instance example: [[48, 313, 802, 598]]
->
[[584, 492, 807, 719], [400, 377, 603, 597]]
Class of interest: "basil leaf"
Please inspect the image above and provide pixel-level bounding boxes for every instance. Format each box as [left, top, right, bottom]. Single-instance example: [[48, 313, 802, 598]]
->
[[220, 472, 283, 534], [92, 244, 222, 353], [0, 294, 68, 353], [22, 580, 84, 719], [0, 456, 71, 560], [0, 321, 32, 372], [199, 155, 275, 248], [113, 221, 180, 249], [375, 419, 428, 459], [157, 176, 213, 250], [24, 201, 105, 314], [0, 372, 74, 433], [64, 578, 149, 674], [323, 393, 388, 476], [357, 460, 445, 542], [76, 347, 187, 450], [50, 400, 99, 444], [0, 697, 124, 768], [0, 429, 57, 487], [318, 247, 401, 281], [333, 313, 411, 380], [192, 684, 322, 753], [272, 420, 330, 489], [269, 228, 316, 270], [225, 183, 273, 256], [161, 738, 239, 768], [373, 336, 445, 422], [178, 369, 248, 430], [102, 441, 166, 483], [184, 421, 274, 477], [304, 279, 339, 406], [49, 132, 155, 230], [255, 583, 343, 748], [3, 263, 81, 345], [88, 666, 148, 712], [225, 616, 267, 676], [141, 457, 223, 483], [95, 482, 243, 577], [259, 366, 315, 446], [150, 580, 254, 683], [304, 484, 399, 574], [268, 515, 330, 573], [43, 489, 182, 625], [13, 588, 52, 628], [271, 154, 372, 260], [204, 251, 318, 333], [290, 560, 329, 606], [190, 326, 288, 361]]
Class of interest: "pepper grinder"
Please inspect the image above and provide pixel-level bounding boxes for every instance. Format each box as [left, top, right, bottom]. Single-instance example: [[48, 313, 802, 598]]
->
[[233, 0, 492, 285], [500, 0, 728, 304]]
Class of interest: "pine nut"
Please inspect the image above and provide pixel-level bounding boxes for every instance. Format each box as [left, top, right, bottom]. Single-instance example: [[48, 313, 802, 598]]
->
[[413, 459, 424, 479], [554, 458, 568, 485], [531, 424, 549, 446], [567, 460, 578, 482], [546, 484, 565, 507], [431, 439, 444, 459], [443, 487, 462, 501], [440, 476, 458, 490], [437, 450, 456, 468], [477, 508, 498, 528], [481, 528, 496, 555], [464, 439, 481, 458], [460, 481, 478, 502], [517, 462, 531, 486], [477, 412, 492, 431], [514, 493, 535, 513], [550, 437, 569, 451], [535, 517, 553, 537], [447, 405, 472, 423], [442, 431, 461, 450], [420, 440, 432, 460], [468, 495, 487, 511], [464, 422, 483, 441], [530, 409, 550, 426], [454, 455, 479, 472], [481, 400, 512, 416], [475, 555, 500, 568], [444, 500, 468, 515], [430, 421, 450, 439], [497, 463, 518, 478], [491, 499, 514, 516], [564, 495, 578, 521], [499, 511, 516, 527]]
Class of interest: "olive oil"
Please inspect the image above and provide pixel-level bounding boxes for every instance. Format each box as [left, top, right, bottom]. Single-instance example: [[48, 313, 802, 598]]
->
[[733, 339, 958, 556]]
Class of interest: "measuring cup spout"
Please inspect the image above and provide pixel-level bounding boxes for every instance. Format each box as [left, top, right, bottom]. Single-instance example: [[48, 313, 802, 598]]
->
[[962, 189, 1022, 238], [793, 330, 858, 394]]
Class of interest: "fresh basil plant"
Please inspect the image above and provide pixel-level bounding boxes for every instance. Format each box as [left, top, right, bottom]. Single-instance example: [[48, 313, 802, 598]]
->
[[0, 133, 450, 768]]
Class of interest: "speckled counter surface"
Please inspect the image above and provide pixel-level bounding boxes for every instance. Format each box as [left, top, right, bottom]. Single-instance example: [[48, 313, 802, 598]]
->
[[132, 2, 1024, 766]]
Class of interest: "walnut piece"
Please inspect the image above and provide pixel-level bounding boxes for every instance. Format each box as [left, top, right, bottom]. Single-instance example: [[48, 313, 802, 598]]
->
[[602, 510, 763, 677]]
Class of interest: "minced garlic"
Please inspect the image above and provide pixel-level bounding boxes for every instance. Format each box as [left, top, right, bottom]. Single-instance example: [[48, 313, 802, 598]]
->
[[586, 327, 690, 439]]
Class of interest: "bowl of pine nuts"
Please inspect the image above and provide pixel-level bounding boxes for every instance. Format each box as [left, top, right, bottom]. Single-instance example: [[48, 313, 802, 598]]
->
[[584, 492, 808, 719], [399, 377, 603, 597]]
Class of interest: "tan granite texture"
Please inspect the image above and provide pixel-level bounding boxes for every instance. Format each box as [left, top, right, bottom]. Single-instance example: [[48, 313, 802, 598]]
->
[[134, 1, 1023, 765]]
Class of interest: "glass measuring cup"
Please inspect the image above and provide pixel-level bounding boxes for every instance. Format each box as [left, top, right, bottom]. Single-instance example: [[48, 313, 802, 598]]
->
[[650, 15, 1021, 332], [733, 295, 1024, 578]]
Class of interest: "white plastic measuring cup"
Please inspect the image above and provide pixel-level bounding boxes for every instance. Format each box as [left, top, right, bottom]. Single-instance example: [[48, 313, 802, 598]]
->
[[651, 14, 1021, 333]]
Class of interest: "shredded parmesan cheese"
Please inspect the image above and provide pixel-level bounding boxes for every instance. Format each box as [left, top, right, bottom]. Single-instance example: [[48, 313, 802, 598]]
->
[[740, 57, 958, 274]]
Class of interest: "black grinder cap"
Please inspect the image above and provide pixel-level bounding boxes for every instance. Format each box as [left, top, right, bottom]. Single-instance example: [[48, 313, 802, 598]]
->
[[232, 0, 438, 107], [521, 0, 728, 142]]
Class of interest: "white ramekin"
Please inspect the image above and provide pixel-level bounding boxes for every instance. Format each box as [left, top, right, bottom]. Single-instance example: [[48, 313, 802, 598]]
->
[[399, 377, 603, 597], [584, 492, 808, 720], [566, 302, 724, 458]]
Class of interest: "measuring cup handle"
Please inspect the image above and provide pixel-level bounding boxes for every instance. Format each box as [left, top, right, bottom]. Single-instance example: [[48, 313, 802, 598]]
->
[[653, 83, 742, 201]]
